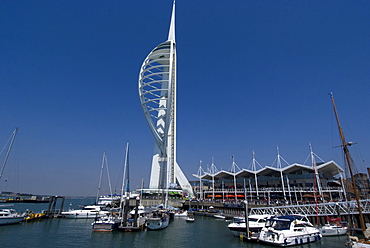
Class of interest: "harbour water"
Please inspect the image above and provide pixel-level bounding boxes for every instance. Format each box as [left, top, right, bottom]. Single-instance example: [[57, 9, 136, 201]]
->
[[1, 199, 349, 248]]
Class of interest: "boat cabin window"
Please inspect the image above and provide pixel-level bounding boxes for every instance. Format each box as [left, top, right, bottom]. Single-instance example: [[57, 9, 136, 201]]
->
[[272, 220, 291, 230], [265, 219, 274, 227]]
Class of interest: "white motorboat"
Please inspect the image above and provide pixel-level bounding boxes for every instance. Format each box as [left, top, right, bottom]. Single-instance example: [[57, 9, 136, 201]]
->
[[92, 215, 121, 231], [214, 214, 226, 219], [186, 216, 195, 222], [320, 223, 348, 236], [227, 214, 272, 240], [0, 208, 24, 225], [174, 210, 188, 217], [145, 210, 169, 230], [259, 215, 321, 246], [319, 216, 348, 236], [62, 205, 109, 219], [97, 194, 121, 207]]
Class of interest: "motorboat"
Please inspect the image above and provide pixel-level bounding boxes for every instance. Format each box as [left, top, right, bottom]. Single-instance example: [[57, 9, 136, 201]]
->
[[145, 210, 169, 230], [186, 216, 195, 222], [214, 214, 226, 219], [320, 223, 348, 236], [61, 205, 109, 219], [174, 210, 188, 217], [97, 194, 121, 207], [24, 210, 46, 222], [118, 215, 147, 232], [227, 214, 272, 240], [0, 208, 24, 225], [259, 215, 321, 246], [186, 212, 195, 222], [92, 215, 121, 231]]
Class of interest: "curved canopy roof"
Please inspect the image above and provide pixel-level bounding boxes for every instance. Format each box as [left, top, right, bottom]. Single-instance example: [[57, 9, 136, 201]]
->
[[193, 160, 343, 180]]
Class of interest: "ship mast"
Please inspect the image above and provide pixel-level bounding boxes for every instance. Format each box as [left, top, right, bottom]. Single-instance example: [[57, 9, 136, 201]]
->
[[0, 128, 18, 179], [330, 93, 365, 231]]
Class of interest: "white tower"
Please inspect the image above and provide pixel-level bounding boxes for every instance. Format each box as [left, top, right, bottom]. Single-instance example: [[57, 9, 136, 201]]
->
[[138, 2, 193, 196]]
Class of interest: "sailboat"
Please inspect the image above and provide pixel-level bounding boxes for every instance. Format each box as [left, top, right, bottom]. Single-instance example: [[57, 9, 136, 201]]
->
[[0, 128, 24, 225], [118, 142, 147, 232], [330, 93, 370, 247]]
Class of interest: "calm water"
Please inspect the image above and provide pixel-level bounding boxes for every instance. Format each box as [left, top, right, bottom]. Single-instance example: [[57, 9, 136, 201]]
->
[[0, 199, 349, 248]]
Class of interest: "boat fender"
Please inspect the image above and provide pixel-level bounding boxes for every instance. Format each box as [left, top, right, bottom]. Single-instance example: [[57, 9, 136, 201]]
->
[[349, 236, 359, 242], [307, 237, 310, 243], [295, 238, 298, 245], [300, 238, 303, 244], [284, 238, 288, 246]]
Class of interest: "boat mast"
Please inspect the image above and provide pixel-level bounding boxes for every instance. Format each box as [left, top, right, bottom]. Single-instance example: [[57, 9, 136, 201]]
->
[[310, 143, 320, 225], [96, 152, 106, 204], [121, 142, 129, 197], [277, 146, 287, 201], [330, 93, 366, 231], [120, 142, 130, 224], [0, 128, 18, 179]]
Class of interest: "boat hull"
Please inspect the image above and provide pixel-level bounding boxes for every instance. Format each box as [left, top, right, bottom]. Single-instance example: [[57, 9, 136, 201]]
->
[[0, 217, 24, 225], [320, 225, 347, 236], [118, 217, 147, 232], [62, 212, 105, 219], [146, 217, 169, 230], [228, 225, 263, 239], [259, 231, 322, 246], [92, 222, 119, 232]]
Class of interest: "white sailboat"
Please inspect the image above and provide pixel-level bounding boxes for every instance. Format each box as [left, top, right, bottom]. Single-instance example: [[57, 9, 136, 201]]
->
[[118, 143, 147, 232], [0, 128, 23, 225]]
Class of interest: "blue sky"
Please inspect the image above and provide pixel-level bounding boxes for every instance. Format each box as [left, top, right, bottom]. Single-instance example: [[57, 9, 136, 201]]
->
[[1, 1, 369, 196]]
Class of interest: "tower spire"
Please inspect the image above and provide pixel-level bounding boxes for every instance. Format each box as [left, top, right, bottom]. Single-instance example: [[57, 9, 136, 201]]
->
[[168, 1, 176, 41]]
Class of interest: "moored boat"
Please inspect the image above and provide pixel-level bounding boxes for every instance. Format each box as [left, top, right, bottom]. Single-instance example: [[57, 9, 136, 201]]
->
[[92, 214, 121, 231], [145, 210, 169, 230], [25, 212, 46, 222], [320, 223, 347, 236], [258, 215, 321, 246], [319, 216, 347, 236], [227, 214, 272, 240], [214, 214, 225, 219], [61, 205, 109, 219], [174, 210, 188, 217], [0, 208, 24, 225]]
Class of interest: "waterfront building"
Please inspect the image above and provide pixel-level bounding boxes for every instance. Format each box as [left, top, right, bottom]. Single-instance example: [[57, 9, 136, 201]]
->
[[191, 151, 368, 204]]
